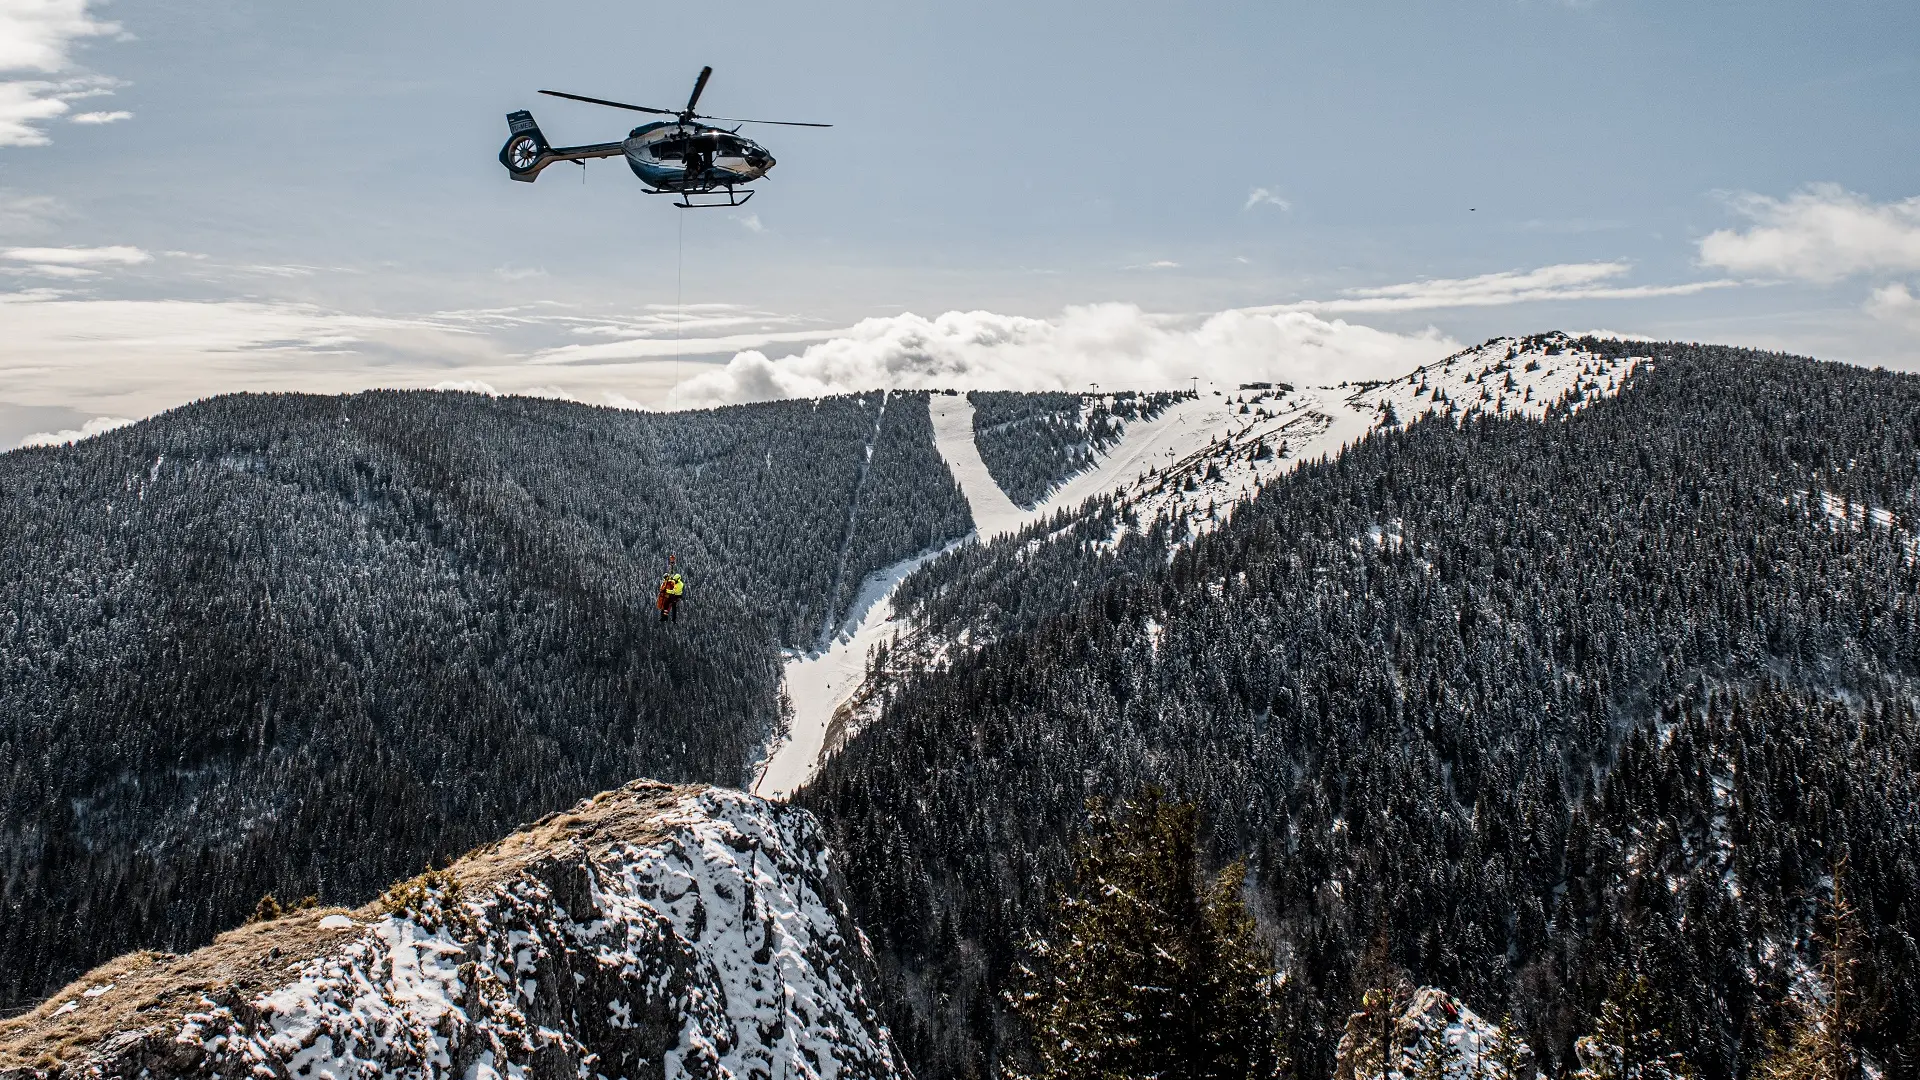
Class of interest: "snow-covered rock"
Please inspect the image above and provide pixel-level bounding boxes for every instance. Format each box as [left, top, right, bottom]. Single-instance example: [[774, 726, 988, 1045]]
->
[[1334, 985, 1536, 1080], [0, 782, 905, 1080]]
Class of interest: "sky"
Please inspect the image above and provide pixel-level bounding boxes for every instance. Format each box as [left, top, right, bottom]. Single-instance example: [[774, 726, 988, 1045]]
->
[[1, 0, 1916, 446]]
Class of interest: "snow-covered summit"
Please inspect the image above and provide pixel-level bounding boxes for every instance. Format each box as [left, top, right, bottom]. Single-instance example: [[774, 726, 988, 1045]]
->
[[1109, 332, 1644, 545], [0, 782, 905, 1080]]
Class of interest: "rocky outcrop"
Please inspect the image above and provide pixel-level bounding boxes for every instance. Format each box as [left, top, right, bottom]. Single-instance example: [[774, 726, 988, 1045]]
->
[[1334, 984, 1535, 1080], [0, 781, 905, 1080]]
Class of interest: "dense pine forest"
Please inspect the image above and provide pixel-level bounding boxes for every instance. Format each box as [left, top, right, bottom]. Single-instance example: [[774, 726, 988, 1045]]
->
[[801, 343, 1920, 1080], [0, 388, 968, 1009]]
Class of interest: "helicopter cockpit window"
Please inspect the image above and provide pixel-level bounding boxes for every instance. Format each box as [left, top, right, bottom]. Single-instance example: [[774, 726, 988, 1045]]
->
[[651, 140, 684, 160]]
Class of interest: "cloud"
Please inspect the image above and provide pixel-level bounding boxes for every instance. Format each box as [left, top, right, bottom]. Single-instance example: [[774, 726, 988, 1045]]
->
[[1699, 185, 1920, 282], [0, 190, 66, 234], [18, 414, 132, 447], [1124, 260, 1181, 270], [3, 244, 149, 265], [735, 213, 764, 233], [0, 290, 700, 419], [0, 0, 119, 71], [661, 261, 1750, 409], [0, 0, 123, 147], [1244, 187, 1292, 212], [1866, 283, 1920, 330], [1, 262, 96, 278], [665, 304, 1457, 409], [431, 379, 498, 395], [68, 108, 127, 123], [1257, 261, 1738, 315], [0, 293, 493, 409], [533, 327, 844, 364]]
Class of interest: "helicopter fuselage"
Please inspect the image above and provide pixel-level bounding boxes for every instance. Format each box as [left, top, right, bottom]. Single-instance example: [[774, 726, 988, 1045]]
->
[[623, 121, 775, 191]]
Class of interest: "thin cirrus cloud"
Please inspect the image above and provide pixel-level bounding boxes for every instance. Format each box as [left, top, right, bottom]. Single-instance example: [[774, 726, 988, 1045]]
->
[[1698, 184, 1920, 282], [1, 244, 150, 278], [0, 290, 781, 428], [1254, 261, 1739, 315], [68, 108, 128, 124], [0, 0, 125, 147], [3, 244, 149, 264]]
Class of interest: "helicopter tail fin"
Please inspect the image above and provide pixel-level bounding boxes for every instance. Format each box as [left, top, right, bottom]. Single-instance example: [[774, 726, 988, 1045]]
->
[[500, 110, 629, 182], [500, 111, 553, 182]]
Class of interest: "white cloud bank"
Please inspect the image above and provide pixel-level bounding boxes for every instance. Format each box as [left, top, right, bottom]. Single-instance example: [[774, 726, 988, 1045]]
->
[[1866, 283, 1920, 331], [2, 260, 1745, 424], [1699, 185, 1920, 282], [666, 304, 1458, 409], [18, 413, 130, 447], [0, 0, 123, 147]]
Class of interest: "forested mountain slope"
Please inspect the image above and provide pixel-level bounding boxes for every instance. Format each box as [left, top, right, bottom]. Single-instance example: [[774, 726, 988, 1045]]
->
[[801, 343, 1920, 1080], [0, 388, 968, 1010]]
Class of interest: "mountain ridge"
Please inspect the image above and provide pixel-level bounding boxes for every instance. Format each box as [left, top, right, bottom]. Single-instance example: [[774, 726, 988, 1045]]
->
[[0, 780, 906, 1080]]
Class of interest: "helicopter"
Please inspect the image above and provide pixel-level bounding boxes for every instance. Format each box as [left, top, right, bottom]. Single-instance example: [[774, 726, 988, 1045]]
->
[[498, 66, 829, 208]]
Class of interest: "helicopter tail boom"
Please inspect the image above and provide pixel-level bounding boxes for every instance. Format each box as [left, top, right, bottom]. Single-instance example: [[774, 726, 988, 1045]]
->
[[499, 110, 625, 181]]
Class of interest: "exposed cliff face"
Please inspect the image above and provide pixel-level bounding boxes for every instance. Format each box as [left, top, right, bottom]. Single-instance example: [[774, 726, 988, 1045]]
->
[[0, 781, 905, 1080]]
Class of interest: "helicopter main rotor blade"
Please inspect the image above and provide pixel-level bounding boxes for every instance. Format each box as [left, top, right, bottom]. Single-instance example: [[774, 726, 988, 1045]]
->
[[538, 90, 676, 115], [684, 66, 713, 116], [694, 114, 833, 128]]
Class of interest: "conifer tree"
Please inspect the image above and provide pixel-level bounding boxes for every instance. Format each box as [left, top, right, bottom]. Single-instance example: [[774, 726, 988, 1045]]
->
[[1338, 929, 1415, 1080], [1757, 863, 1872, 1080], [1007, 789, 1284, 1080], [1573, 974, 1693, 1080]]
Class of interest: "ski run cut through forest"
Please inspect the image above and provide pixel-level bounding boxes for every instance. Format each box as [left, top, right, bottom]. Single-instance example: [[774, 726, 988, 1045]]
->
[[757, 335, 1641, 800], [4, 332, 1919, 1080]]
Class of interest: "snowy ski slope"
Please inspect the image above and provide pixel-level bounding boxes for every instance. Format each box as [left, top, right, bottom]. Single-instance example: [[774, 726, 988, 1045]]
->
[[753, 334, 1644, 800]]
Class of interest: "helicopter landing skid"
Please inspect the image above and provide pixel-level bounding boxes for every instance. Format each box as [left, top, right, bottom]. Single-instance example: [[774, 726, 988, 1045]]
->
[[650, 186, 755, 209]]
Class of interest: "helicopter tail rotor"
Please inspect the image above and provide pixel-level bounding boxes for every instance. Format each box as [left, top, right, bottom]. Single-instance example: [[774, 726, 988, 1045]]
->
[[499, 110, 627, 182], [500, 111, 554, 182]]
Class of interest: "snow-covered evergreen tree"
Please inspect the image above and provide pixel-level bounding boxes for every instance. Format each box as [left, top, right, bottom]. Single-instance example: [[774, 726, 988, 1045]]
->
[[1007, 791, 1283, 1080]]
